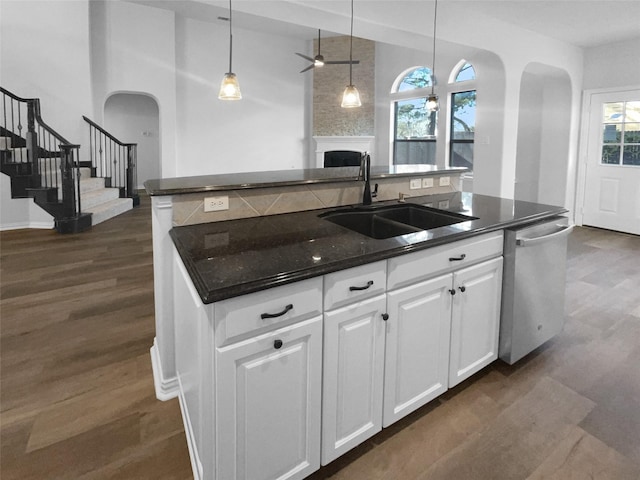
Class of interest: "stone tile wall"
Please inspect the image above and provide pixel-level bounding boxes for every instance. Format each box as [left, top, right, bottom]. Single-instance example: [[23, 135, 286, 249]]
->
[[173, 174, 461, 226]]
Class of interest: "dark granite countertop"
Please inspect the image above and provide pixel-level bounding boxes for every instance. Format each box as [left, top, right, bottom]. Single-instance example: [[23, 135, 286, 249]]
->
[[144, 165, 468, 196], [170, 192, 567, 304]]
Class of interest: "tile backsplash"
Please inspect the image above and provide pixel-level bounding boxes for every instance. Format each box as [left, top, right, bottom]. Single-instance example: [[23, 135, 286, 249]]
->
[[173, 174, 461, 226]]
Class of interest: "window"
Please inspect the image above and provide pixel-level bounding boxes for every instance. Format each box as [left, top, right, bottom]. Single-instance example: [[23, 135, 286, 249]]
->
[[601, 101, 640, 166], [450, 90, 476, 170], [392, 67, 437, 165], [453, 62, 476, 83]]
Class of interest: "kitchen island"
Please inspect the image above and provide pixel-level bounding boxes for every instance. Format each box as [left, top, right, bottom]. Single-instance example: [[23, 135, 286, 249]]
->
[[145, 166, 567, 480]]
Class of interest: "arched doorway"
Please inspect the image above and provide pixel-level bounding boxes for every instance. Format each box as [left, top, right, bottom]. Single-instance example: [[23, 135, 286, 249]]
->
[[104, 93, 160, 189], [515, 63, 571, 205]]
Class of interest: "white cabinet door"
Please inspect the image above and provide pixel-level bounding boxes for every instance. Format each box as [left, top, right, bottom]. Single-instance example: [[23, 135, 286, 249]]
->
[[322, 295, 386, 465], [449, 257, 503, 387], [215, 316, 322, 480], [384, 275, 452, 427]]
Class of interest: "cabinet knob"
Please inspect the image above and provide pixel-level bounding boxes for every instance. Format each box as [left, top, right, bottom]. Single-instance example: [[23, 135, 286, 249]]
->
[[274, 339, 283, 349], [449, 289, 456, 295], [381, 313, 389, 321], [459, 285, 466, 292]]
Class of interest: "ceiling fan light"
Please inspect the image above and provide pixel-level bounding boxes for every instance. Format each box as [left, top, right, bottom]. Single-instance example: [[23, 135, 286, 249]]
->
[[314, 55, 325, 67], [219, 72, 242, 100], [426, 94, 439, 112], [341, 85, 362, 108]]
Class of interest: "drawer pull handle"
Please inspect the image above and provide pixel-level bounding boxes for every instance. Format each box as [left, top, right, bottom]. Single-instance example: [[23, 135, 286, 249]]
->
[[459, 286, 466, 292], [381, 313, 389, 321], [349, 280, 374, 291], [274, 339, 283, 349], [261, 304, 293, 320], [449, 254, 466, 262], [449, 289, 456, 295]]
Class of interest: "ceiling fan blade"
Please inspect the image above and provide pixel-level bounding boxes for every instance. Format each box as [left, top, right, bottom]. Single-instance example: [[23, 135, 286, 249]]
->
[[295, 52, 315, 62], [300, 64, 315, 73], [325, 60, 361, 65]]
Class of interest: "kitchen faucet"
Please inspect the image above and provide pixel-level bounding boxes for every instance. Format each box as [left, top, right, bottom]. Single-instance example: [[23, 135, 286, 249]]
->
[[359, 153, 377, 206]]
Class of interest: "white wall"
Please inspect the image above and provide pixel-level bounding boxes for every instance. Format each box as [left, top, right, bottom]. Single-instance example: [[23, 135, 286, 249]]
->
[[0, 175, 53, 230], [175, 15, 310, 176], [583, 38, 640, 90], [0, 0, 93, 146], [94, 0, 177, 179]]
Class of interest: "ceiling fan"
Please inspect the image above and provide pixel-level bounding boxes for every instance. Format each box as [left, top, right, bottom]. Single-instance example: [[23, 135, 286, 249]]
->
[[295, 29, 360, 73]]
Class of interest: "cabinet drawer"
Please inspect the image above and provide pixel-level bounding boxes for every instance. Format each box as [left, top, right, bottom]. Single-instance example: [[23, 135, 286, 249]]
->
[[214, 277, 323, 346], [388, 231, 503, 290], [324, 260, 386, 310]]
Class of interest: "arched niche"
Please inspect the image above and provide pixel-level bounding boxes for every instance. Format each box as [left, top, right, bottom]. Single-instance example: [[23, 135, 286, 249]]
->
[[515, 63, 572, 206]]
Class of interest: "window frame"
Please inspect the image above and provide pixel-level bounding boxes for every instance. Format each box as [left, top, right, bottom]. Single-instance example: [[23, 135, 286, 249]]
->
[[449, 89, 477, 171]]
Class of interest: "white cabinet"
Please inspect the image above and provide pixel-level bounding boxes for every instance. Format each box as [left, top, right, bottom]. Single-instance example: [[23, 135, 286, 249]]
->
[[215, 316, 322, 480], [449, 256, 503, 387], [321, 262, 386, 465], [384, 274, 452, 426], [213, 277, 323, 480], [322, 295, 386, 464]]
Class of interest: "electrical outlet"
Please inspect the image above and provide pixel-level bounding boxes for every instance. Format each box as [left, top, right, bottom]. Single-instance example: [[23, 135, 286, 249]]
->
[[204, 196, 229, 212], [409, 178, 422, 190], [439, 176, 451, 186], [439, 200, 450, 210], [422, 177, 434, 188]]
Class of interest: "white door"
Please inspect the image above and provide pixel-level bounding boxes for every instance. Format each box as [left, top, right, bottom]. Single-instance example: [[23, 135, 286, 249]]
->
[[322, 295, 386, 465], [215, 316, 322, 480], [384, 274, 452, 427], [449, 257, 502, 388], [582, 89, 640, 234]]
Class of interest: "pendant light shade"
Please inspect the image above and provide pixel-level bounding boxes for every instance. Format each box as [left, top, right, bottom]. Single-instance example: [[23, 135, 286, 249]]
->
[[428, 0, 439, 112], [341, 0, 361, 108], [218, 0, 242, 100], [341, 85, 361, 108], [219, 72, 241, 100], [426, 94, 439, 112]]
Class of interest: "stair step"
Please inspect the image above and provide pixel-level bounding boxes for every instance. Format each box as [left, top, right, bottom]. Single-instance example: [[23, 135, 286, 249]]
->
[[86, 197, 133, 226], [81, 186, 121, 210]]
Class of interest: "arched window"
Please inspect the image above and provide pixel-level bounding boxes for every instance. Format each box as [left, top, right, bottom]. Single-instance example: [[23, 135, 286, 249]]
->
[[393, 66, 434, 93], [391, 67, 437, 165], [449, 61, 477, 170], [450, 61, 476, 83]]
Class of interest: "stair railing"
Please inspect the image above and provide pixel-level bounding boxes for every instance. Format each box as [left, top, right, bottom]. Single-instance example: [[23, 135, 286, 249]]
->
[[1, 86, 83, 218], [83, 116, 138, 202]]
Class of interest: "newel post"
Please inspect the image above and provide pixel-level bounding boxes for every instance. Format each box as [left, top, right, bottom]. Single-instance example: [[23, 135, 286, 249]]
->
[[59, 144, 81, 217], [126, 143, 140, 205], [26, 99, 40, 186]]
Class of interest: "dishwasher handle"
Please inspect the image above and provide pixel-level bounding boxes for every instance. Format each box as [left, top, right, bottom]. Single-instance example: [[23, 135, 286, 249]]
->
[[516, 224, 574, 247]]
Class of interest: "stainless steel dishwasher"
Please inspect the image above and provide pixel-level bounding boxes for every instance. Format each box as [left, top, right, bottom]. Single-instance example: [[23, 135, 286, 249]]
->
[[499, 216, 574, 364]]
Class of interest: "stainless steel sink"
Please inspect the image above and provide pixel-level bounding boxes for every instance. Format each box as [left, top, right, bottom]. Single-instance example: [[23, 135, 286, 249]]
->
[[319, 203, 477, 239]]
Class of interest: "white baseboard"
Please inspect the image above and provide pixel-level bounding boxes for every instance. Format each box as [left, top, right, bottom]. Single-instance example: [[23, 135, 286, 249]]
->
[[178, 377, 204, 480], [150, 339, 179, 401], [0, 221, 53, 231]]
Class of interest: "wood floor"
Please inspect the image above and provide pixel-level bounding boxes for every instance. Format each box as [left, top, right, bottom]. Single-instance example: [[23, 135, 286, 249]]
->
[[1, 196, 639, 479]]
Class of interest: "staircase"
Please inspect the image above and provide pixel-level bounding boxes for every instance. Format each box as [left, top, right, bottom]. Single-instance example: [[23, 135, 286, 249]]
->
[[1, 87, 138, 233]]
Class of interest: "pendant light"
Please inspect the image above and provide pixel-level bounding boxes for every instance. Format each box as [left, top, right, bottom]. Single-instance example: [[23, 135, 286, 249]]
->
[[218, 0, 242, 100], [341, 0, 361, 108], [427, 0, 439, 112]]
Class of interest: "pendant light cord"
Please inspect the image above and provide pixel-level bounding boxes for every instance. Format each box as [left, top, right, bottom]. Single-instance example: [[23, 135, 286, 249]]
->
[[228, 0, 233, 73], [349, 0, 354, 85], [431, 0, 438, 94]]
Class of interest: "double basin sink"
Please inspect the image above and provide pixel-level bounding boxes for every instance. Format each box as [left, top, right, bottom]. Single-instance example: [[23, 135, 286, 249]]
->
[[319, 203, 478, 239]]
